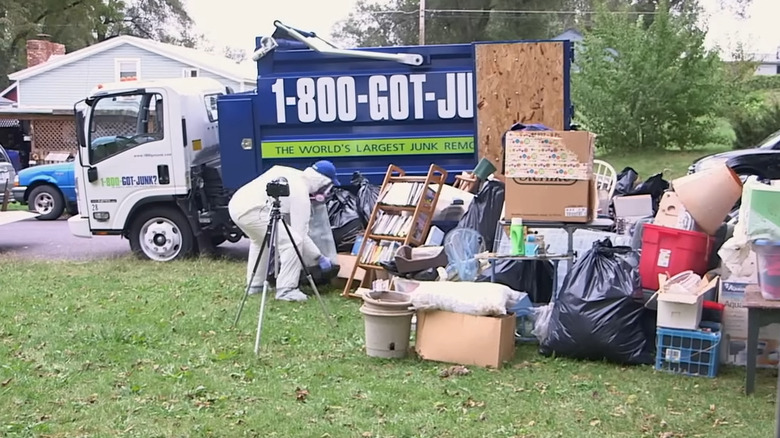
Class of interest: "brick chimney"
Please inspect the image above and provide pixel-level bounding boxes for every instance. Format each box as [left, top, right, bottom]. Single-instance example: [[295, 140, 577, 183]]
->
[[26, 34, 66, 68]]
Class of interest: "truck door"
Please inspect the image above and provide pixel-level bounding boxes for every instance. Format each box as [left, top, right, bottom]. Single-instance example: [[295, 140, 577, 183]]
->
[[81, 90, 178, 231]]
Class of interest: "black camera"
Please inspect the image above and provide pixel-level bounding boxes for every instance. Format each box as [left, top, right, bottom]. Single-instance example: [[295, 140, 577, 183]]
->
[[266, 177, 290, 198]]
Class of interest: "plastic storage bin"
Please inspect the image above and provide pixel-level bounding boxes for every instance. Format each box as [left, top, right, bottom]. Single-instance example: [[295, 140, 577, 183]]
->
[[514, 304, 546, 342], [639, 224, 713, 290], [753, 239, 780, 300], [655, 322, 721, 378]]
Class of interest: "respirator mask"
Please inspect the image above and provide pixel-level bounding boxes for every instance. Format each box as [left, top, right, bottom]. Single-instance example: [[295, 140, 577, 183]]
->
[[310, 184, 333, 203]]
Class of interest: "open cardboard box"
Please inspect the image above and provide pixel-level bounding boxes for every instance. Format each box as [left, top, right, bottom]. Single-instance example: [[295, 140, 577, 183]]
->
[[653, 272, 719, 330]]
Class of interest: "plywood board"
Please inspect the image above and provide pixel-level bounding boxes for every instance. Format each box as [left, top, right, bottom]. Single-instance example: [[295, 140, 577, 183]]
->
[[475, 42, 566, 180]]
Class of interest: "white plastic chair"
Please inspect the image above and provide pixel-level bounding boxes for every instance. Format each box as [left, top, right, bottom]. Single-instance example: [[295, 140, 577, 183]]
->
[[593, 159, 617, 215]]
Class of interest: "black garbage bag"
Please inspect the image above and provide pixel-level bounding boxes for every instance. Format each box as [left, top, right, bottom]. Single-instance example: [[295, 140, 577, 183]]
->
[[540, 239, 652, 365], [631, 172, 669, 214], [351, 172, 379, 226], [457, 180, 505, 251], [326, 188, 364, 252], [615, 167, 639, 196], [476, 259, 554, 304]]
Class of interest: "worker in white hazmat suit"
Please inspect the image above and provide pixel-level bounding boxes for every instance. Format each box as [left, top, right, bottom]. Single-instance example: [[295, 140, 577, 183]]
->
[[228, 160, 339, 302]]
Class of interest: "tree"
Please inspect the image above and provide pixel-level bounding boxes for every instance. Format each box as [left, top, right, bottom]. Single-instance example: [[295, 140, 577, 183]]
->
[[222, 46, 247, 63], [331, 0, 754, 48], [332, 0, 572, 47], [571, 0, 730, 152], [0, 0, 202, 89]]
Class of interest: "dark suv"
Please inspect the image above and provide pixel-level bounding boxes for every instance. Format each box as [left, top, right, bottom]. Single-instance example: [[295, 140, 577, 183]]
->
[[688, 129, 780, 174]]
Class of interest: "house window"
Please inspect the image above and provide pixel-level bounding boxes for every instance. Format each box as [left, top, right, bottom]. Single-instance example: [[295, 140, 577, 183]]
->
[[88, 92, 164, 164], [183, 68, 199, 78], [115, 59, 140, 82]]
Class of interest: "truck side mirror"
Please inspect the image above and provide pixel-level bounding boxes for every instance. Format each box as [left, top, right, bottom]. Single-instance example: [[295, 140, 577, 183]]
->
[[75, 111, 87, 148], [87, 167, 98, 183]]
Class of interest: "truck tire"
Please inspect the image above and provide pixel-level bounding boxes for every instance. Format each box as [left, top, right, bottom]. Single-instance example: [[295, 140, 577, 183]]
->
[[28, 185, 65, 221], [128, 206, 195, 262]]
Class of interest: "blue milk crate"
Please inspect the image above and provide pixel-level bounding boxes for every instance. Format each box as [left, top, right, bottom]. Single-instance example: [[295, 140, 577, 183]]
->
[[655, 321, 721, 378]]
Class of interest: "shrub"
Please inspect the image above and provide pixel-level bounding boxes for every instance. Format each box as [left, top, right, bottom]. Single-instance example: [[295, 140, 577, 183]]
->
[[730, 101, 780, 149], [744, 75, 780, 92], [572, 1, 730, 153]]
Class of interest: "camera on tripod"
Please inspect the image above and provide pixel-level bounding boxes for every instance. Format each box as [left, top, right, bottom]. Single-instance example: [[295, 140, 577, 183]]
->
[[266, 177, 290, 198]]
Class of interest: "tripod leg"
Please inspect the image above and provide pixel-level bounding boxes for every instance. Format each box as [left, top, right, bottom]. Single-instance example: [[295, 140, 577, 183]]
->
[[279, 218, 335, 327], [254, 280, 271, 355], [254, 216, 280, 354], [233, 220, 273, 327]]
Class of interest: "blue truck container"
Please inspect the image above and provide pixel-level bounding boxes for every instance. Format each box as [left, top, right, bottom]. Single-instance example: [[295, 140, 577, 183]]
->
[[217, 26, 573, 191]]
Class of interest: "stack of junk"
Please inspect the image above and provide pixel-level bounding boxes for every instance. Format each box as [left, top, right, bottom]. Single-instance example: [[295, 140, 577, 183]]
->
[[321, 124, 780, 375]]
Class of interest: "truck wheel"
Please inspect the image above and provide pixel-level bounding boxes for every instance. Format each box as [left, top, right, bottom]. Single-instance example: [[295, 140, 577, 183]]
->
[[29, 185, 65, 220], [128, 206, 195, 262]]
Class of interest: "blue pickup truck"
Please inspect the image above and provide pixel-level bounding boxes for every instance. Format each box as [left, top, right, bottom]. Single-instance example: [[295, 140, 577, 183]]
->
[[12, 161, 78, 220]]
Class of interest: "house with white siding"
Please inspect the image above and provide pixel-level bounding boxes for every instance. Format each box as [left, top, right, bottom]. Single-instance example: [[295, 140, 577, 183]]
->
[[3, 35, 256, 110], [750, 51, 780, 76], [0, 36, 257, 160]]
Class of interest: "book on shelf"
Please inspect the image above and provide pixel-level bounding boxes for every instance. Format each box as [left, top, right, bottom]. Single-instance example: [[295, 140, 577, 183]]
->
[[411, 211, 429, 243], [378, 182, 436, 207], [359, 239, 402, 265], [370, 211, 415, 238]]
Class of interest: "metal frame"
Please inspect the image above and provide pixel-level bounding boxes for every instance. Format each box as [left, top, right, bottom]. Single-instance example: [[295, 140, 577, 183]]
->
[[251, 21, 424, 66]]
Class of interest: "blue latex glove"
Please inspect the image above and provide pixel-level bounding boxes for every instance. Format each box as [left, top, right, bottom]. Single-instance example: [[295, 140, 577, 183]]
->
[[318, 256, 332, 271]]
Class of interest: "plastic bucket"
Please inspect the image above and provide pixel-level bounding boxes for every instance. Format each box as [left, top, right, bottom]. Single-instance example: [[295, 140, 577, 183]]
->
[[753, 239, 780, 300], [362, 290, 413, 311], [359, 304, 414, 358], [473, 158, 497, 180]]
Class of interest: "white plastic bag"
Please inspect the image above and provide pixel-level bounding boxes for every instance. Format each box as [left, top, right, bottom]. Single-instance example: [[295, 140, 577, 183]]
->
[[718, 178, 758, 281], [410, 281, 522, 316], [531, 303, 555, 344]]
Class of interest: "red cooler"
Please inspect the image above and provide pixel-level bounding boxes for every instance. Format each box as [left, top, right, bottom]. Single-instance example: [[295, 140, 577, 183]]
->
[[639, 224, 713, 290]]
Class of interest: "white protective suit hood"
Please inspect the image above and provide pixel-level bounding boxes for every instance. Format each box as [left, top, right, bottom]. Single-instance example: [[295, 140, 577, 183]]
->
[[302, 167, 334, 195]]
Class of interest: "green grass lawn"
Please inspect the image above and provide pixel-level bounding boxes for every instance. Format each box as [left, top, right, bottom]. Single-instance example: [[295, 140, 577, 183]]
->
[[2, 201, 26, 212], [1, 256, 778, 438], [596, 118, 736, 180], [598, 143, 731, 181]]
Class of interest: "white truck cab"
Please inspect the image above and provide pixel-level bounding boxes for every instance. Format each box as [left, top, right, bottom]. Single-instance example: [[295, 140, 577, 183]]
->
[[69, 77, 236, 261]]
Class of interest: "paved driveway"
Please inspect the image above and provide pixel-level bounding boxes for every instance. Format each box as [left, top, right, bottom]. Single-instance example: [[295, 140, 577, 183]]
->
[[1, 217, 249, 261]]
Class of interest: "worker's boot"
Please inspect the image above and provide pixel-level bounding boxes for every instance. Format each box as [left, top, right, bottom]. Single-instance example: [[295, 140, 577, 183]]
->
[[275, 288, 308, 302]]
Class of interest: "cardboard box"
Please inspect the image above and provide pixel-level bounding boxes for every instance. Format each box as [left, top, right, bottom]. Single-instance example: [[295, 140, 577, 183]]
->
[[414, 310, 516, 368], [653, 191, 696, 231], [614, 194, 653, 235], [718, 280, 780, 368], [336, 254, 364, 281], [655, 274, 718, 330], [503, 131, 596, 223]]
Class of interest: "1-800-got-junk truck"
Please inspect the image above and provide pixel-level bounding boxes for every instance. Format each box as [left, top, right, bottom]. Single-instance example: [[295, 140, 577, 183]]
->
[[67, 21, 573, 261]]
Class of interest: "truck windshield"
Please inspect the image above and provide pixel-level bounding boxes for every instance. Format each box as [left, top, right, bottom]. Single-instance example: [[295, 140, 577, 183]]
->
[[88, 92, 165, 164]]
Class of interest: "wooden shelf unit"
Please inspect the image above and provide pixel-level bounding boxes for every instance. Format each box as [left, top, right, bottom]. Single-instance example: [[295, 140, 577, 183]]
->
[[342, 164, 448, 298]]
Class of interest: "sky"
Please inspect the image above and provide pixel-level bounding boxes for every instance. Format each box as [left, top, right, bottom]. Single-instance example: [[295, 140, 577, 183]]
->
[[186, 0, 780, 58]]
